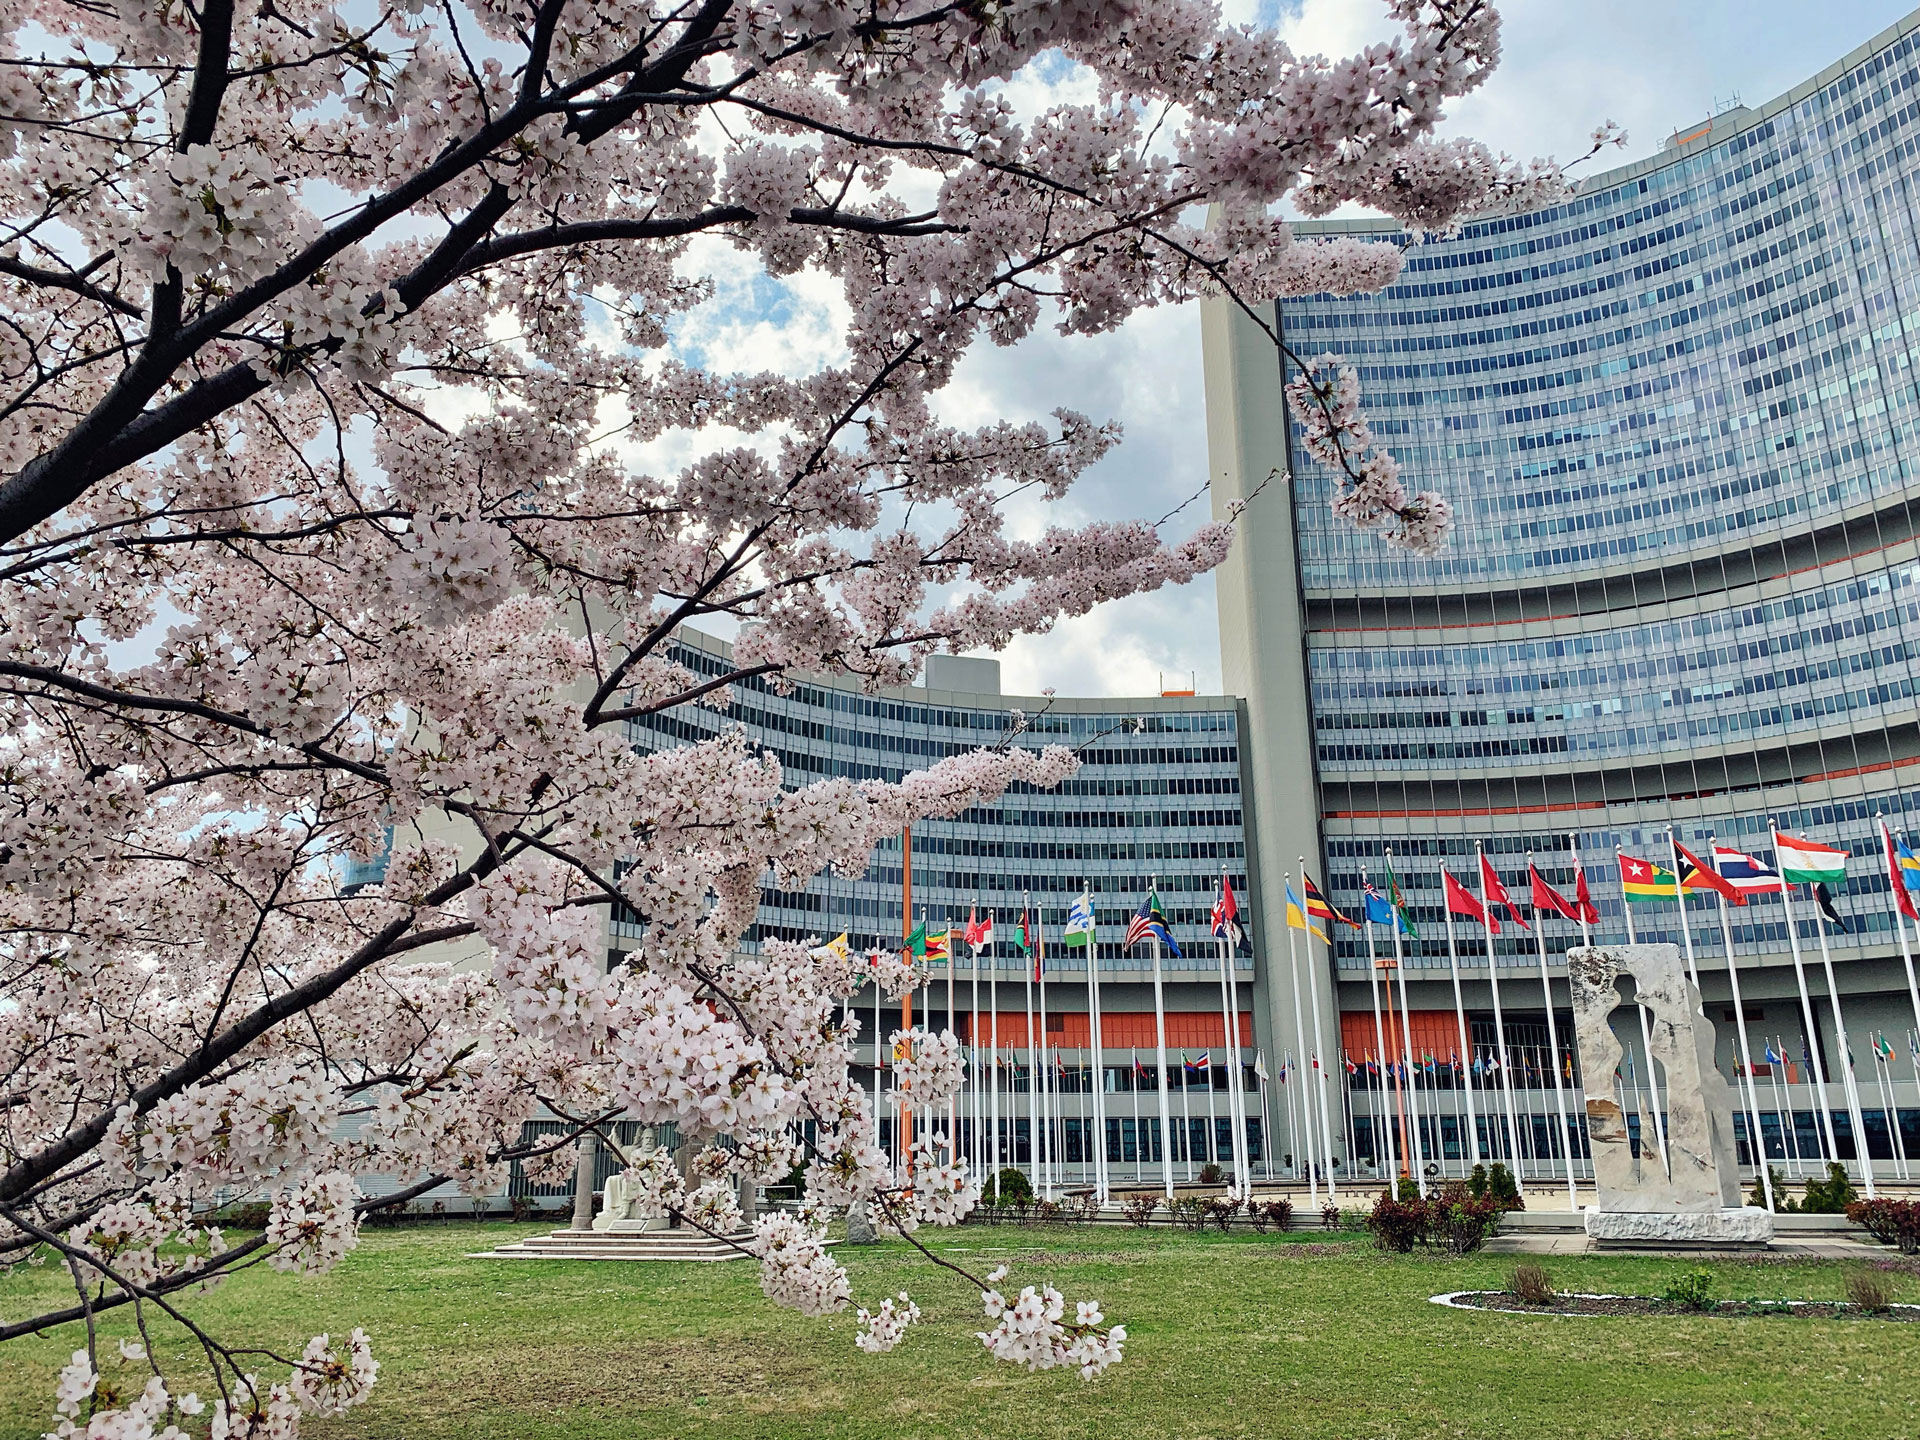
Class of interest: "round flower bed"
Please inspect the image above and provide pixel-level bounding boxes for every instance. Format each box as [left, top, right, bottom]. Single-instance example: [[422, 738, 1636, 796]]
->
[[1431, 1291, 1920, 1320]]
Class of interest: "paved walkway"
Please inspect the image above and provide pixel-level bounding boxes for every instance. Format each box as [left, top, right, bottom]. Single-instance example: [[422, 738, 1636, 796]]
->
[[1485, 1232, 1886, 1258]]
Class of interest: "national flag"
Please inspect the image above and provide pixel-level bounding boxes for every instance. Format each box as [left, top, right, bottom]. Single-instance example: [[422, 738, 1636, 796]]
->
[[1063, 890, 1095, 947], [964, 907, 994, 952], [1304, 873, 1360, 929], [810, 933, 850, 963], [1897, 835, 1920, 893], [1211, 875, 1246, 947], [1764, 1042, 1781, 1066], [1185, 1051, 1210, 1077], [1875, 1034, 1896, 1062], [1673, 839, 1742, 904], [1480, 853, 1530, 930], [923, 928, 950, 965], [1571, 864, 1601, 924], [1811, 881, 1848, 931], [1887, 829, 1920, 921], [1712, 844, 1782, 895], [1016, 908, 1034, 954], [1443, 867, 1495, 933], [1528, 865, 1584, 921], [1255, 1052, 1271, 1083], [1448, 1049, 1460, 1074], [1364, 882, 1414, 937], [1775, 831, 1848, 885], [1365, 1055, 1379, 1077], [893, 1034, 913, 1063], [1125, 889, 1182, 955], [1381, 854, 1421, 938], [1285, 883, 1328, 944], [1617, 852, 1678, 903], [1343, 1054, 1358, 1075], [1133, 1054, 1150, 1083], [1562, 1049, 1574, 1081]]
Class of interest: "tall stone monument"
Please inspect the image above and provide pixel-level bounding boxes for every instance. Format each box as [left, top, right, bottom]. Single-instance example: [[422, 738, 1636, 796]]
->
[[1567, 943, 1772, 1247]]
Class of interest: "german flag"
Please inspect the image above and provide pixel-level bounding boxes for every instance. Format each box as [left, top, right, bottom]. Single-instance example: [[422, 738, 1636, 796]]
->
[[1303, 873, 1361, 929]]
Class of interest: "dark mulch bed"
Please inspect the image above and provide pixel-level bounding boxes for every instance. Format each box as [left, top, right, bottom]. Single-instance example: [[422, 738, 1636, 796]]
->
[[1440, 1291, 1920, 1320]]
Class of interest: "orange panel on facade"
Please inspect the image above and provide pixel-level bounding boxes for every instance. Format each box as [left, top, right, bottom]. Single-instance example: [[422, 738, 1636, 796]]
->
[[1339, 1009, 1472, 1064]]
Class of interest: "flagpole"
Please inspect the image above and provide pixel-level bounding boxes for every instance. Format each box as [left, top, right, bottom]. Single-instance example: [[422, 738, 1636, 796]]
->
[[1385, 850, 1426, 1197], [1871, 1040, 1907, 1182], [1806, 881, 1874, 1198], [1342, 1058, 1358, 1181], [1258, 1054, 1275, 1182], [1084, 882, 1109, 1204], [1033, 898, 1053, 1201], [969, 924, 982, 1185], [1475, 843, 1524, 1177], [1768, 1037, 1799, 1179], [987, 910, 1001, 1195], [1615, 847, 1670, 1176], [1441, 885, 1483, 1170], [1152, 881, 1175, 1201], [1023, 920, 1039, 1196], [1204, 1045, 1219, 1180], [1222, 874, 1252, 1199], [1769, 820, 1841, 1170], [1287, 884, 1321, 1206], [1298, 860, 1338, 1201], [1707, 836, 1773, 1211], [872, 951, 884, 1156], [1210, 878, 1239, 1196], [1528, 853, 1578, 1211], [1181, 1049, 1195, 1183], [1664, 828, 1703, 991], [1569, 839, 1594, 1185], [1883, 819, 1920, 1157], [1360, 867, 1396, 1190]]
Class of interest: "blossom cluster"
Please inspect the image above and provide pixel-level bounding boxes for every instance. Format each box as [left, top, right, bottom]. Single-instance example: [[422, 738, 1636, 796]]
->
[[1285, 356, 1454, 556], [887, 1029, 966, 1112], [977, 1267, 1126, 1381]]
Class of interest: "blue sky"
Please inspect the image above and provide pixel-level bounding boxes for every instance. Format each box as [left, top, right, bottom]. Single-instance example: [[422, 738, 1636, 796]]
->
[[960, 0, 1920, 701]]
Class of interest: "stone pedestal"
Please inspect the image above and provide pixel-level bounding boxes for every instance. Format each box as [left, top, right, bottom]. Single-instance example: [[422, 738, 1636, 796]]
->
[[569, 1134, 598, 1232], [844, 1201, 876, 1245], [1585, 1206, 1775, 1249]]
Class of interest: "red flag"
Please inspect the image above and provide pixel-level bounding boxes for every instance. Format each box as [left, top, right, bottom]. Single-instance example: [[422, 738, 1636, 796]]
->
[[1886, 824, 1919, 922], [1571, 866, 1600, 925], [1673, 839, 1743, 906], [1480, 852, 1530, 930], [1443, 867, 1495, 935], [1528, 864, 1582, 922]]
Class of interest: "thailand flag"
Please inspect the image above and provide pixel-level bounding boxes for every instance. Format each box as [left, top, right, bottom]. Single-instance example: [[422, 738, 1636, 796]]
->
[[1711, 844, 1783, 895]]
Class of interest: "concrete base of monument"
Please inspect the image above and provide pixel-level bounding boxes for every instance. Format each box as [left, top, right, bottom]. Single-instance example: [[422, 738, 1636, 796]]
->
[[1584, 1206, 1775, 1250], [471, 1226, 759, 1261]]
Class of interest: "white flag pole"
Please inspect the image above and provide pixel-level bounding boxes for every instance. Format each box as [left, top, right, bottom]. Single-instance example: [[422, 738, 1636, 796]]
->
[[1023, 921, 1039, 1195], [1298, 860, 1338, 1200], [1286, 886, 1320, 1205], [969, 929, 981, 1181], [1210, 881, 1238, 1195], [1203, 1046, 1219, 1178], [1871, 1040, 1907, 1182], [1569, 838, 1595, 1184], [1807, 885, 1874, 1198], [1152, 881, 1175, 1201], [1615, 847, 1670, 1175], [1032, 901, 1052, 1200], [1221, 878, 1252, 1199], [1475, 844, 1524, 1177], [1770, 820, 1840, 1168], [1180, 1048, 1195, 1183], [1384, 850, 1426, 1197], [1082, 883, 1109, 1203], [1360, 867, 1394, 1190], [1528, 852, 1578, 1212], [1442, 883, 1483, 1170], [1768, 1037, 1799, 1178], [1256, 1054, 1274, 1182], [1664, 828, 1703, 991], [1884, 821, 1920, 1167], [1707, 837, 1773, 1211], [987, 914, 1001, 1193]]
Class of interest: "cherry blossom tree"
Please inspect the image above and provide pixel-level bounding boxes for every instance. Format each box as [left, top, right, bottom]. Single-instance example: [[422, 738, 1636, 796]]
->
[[0, 0, 1603, 1428]]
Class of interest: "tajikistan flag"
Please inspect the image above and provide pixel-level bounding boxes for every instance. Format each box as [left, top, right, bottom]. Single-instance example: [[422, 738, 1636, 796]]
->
[[1774, 832, 1848, 885]]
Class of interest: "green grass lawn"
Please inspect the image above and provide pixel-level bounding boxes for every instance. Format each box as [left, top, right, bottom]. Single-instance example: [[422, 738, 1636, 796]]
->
[[3, 1221, 1916, 1440]]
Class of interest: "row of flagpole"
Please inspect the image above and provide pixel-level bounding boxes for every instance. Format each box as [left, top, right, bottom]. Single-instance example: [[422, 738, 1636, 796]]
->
[[852, 813, 1920, 1203]]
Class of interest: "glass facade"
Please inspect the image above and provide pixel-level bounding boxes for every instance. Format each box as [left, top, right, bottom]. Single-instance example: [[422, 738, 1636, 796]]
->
[[621, 634, 1255, 972], [1281, 19, 1920, 979]]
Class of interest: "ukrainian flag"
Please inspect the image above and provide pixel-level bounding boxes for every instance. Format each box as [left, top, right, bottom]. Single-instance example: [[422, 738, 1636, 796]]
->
[[1285, 883, 1328, 943]]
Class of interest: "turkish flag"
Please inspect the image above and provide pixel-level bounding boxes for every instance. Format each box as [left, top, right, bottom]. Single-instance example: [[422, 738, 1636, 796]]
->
[[1443, 867, 1494, 934], [1528, 865, 1582, 922], [1480, 852, 1530, 930]]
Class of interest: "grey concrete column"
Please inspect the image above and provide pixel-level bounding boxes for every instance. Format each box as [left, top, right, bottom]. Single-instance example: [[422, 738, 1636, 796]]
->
[[737, 1170, 758, 1230], [569, 1133, 599, 1231]]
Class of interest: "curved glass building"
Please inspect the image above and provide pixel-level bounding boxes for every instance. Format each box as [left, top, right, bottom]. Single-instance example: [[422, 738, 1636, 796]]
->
[[1207, 10, 1920, 1178]]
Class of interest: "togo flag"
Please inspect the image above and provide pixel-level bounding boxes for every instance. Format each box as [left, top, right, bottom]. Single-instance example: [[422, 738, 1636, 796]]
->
[[1774, 832, 1847, 885]]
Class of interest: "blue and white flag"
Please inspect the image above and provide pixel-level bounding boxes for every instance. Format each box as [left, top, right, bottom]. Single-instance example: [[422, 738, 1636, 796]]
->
[[1063, 890, 1095, 948]]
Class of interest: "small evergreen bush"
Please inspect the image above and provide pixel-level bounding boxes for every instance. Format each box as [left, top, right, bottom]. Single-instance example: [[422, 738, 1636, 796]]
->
[[1662, 1268, 1717, 1312]]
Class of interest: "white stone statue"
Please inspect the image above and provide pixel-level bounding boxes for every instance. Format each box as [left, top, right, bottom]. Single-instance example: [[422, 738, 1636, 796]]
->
[[1568, 943, 1772, 1246]]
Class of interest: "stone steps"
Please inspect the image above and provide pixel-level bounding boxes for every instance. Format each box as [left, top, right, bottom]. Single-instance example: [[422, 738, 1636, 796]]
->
[[470, 1227, 757, 1262]]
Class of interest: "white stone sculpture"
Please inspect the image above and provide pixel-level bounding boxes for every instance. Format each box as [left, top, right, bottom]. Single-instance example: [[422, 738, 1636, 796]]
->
[[1567, 943, 1773, 1247]]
